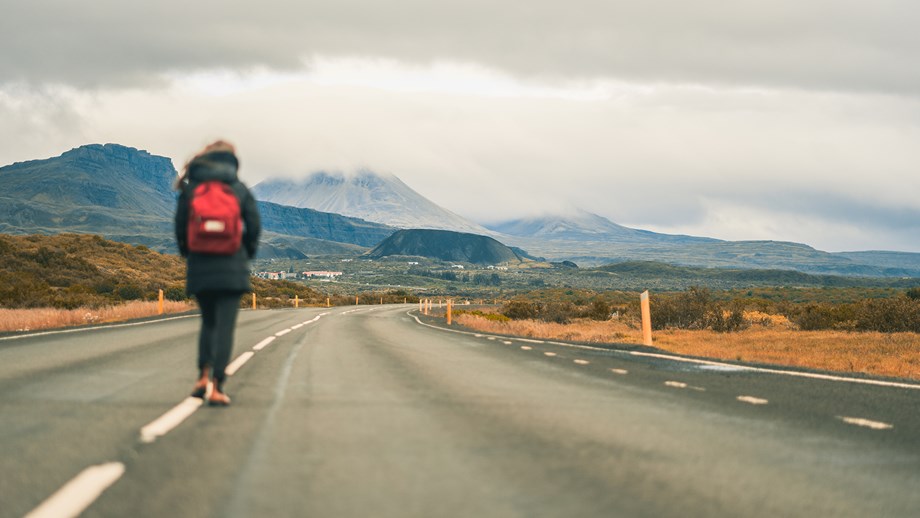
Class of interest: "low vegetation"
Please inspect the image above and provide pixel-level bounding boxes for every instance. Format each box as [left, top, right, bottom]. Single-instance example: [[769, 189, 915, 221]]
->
[[0, 300, 196, 333]]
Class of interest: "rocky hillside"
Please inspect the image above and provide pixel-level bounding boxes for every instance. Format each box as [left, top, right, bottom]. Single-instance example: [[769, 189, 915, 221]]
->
[[0, 144, 395, 258], [367, 229, 523, 264]]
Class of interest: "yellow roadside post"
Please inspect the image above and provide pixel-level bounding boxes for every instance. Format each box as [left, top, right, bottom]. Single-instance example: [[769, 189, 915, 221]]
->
[[640, 290, 653, 346], [252, 293, 257, 310], [355, 295, 359, 305], [295, 295, 299, 308], [380, 296, 384, 305], [326, 297, 331, 308], [158, 289, 164, 315], [447, 299, 452, 326]]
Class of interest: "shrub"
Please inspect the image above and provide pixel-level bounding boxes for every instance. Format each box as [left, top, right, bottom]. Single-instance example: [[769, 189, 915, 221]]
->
[[581, 299, 612, 321]]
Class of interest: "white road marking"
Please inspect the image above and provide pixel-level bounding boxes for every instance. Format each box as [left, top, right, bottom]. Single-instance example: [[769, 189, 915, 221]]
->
[[838, 416, 894, 430], [610, 368, 629, 375], [275, 328, 292, 337], [252, 336, 276, 351], [0, 314, 198, 341], [139, 397, 204, 443], [544, 352, 557, 357], [521, 346, 533, 351], [25, 462, 125, 518], [629, 351, 920, 391], [487, 336, 497, 341], [665, 381, 688, 388], [291, 323, 304, 330], [474, 334, 483, 338], [409, 311, 920, 391], [502, 341, 513, 345], [574, 359, 590, 365], [225, 351, 255, 376], [737, 396, 769, 405]]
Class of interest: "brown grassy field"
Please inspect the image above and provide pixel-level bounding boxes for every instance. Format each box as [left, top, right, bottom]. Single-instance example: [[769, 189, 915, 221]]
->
[[0, 300, 196, 333], [453, 312, 920, 381]]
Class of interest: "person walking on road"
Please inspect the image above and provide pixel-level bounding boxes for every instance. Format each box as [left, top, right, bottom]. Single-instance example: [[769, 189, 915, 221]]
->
[[174, 140, 261, 406]]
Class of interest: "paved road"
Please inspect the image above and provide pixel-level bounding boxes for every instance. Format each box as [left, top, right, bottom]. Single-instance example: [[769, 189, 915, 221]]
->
[[2, 305, 919, 517]]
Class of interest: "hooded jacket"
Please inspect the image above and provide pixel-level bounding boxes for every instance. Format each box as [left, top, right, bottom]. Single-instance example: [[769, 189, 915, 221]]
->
[[174, 150, 261, 295]]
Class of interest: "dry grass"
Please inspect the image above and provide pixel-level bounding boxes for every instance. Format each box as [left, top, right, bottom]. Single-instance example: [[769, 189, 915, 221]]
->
[[0, 300, 196, 332], [453, 313, 920, 381]]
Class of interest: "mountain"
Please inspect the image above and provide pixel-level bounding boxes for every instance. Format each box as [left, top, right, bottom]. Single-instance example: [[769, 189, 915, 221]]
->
[[483, 210, 920, 277], [252, 171, 489, 234], [0, 144, 395, 258], [486, 209, 716, 244], [366, 229, 523, 265]]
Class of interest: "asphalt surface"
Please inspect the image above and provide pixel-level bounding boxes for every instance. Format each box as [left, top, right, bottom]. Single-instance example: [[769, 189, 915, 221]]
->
[[1, 305, 919, 517]]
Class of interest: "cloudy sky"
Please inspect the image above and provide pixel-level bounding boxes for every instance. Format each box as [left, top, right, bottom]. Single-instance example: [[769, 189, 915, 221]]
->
[[2, 1, 919, 252]]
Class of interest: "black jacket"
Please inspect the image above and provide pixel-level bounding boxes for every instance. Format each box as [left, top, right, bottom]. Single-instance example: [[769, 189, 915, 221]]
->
[[174, 151, 261, 295]]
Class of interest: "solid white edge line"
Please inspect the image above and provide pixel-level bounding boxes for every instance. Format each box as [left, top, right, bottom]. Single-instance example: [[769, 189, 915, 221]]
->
[[630, 351, 920, 391], [0, 314, 198, 341], [252, 336, 276, 351], [139, 397, 204, 444], [737, 396, 769, 405], [225, 351, 255, 376], [25, 462, 126, 518], [838, 416, 894, 430], [408, 310, 920, 391]]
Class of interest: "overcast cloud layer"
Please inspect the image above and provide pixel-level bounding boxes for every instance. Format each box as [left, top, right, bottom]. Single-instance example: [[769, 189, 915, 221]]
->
[[2, 1, 919, 252]]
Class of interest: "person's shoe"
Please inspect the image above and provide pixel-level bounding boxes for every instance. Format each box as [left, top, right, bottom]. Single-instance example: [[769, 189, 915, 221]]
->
[[190, 368, 210, 398], [208, 390, 231, 406]]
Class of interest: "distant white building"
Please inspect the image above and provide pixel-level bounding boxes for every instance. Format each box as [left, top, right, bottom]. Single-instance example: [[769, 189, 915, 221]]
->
[[451, 264, 465, 269], [302, 271, 343, 279], [256, 271, 287, 280]]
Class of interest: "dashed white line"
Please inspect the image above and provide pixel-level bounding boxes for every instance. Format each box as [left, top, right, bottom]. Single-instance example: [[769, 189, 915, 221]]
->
[[502, 341, 513, 345], [291, 323, 304, 330], [665, 381, 688, 388], [225, 351, 255, 376], [610, 368, 629, 375], [838, 416, 893, 430], [516, 338, 546, 344], [139, 397, 204, 443], [521, 346, 533, 351], [737, 396, 769, 405], [252, 336, 276, 351], [574, 359, 590, 365], [275, 328, 292, 337], [544, 352, 557, 357], [487, 336, 497, 341], [25, 462, 125, 518]]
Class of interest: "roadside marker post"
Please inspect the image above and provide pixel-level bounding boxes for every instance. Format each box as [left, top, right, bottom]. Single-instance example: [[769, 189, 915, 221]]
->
[[447, 299, 452, 325], [294, 295, 299, 308], [356, 295, 359, 305], [252, 293, 256, 310], [327, 297, 331, 308], [157, 289, 164, 315], [640, 290, 653, 346]]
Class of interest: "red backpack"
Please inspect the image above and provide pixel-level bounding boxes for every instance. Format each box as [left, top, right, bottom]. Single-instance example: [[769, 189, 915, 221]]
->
[[187, 181, 242, 255]]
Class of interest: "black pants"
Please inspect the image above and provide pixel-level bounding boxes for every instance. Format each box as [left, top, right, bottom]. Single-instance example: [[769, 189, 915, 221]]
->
[[195, 291, 242, 383]]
